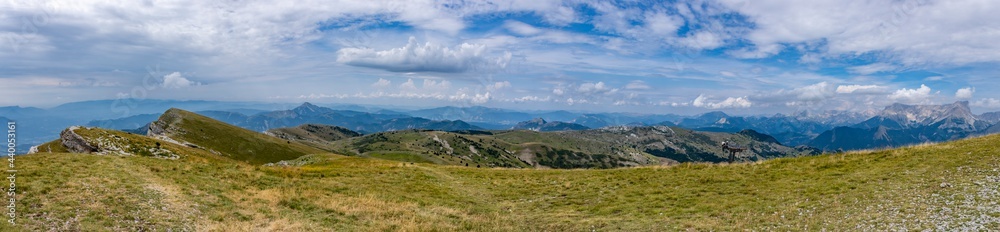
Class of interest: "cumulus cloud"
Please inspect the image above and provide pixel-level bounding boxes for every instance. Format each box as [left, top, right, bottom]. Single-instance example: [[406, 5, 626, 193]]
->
[[450, 91, 491, 104], [692, 94, 752, 109], [836, 85, 886, 94], [547, 81, 635, 106], [337, 37, 512, 73], [161, 72, 198, 89], [422, 79, 451, 91], [888, 84, 934, 104], [371, 78, 391, 88], [507, 95, 552, 103], [577, 82, 617, 95], [956, 87, 974, 99], [485, 81, 511, 91], [399, 78, 417, 90]]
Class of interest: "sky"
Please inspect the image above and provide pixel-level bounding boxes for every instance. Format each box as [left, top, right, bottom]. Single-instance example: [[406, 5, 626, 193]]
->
[[2, 0, 1000, 114]]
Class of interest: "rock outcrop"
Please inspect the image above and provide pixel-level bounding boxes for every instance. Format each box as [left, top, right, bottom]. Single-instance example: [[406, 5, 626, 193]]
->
[[59, 126, 98, 153]]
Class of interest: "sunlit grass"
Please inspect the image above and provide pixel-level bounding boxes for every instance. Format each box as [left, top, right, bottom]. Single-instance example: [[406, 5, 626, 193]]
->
[[5, 133, 1000, 230]]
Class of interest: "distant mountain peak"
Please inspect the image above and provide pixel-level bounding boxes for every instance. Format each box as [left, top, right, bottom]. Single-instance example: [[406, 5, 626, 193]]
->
[[700, 111, 729, 119], [837, 101, 988, 150], [876, 101, 978, 129], [295, 102, 319, 110], [292, 102, 333, 115]]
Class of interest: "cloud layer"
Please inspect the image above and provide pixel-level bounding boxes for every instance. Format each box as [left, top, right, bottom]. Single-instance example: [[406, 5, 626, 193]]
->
[[337, 37, 511, 73], [2, 0, 1000, 113]]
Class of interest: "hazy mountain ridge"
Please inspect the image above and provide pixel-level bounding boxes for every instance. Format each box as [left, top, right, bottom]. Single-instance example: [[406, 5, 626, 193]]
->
[[867, 101, 986, 131], [674, 111, 835, 146], [315, 124, 812, 167], [511, 118, 589, 131], [8, 99, 1000, 155], [979, 111, 1000, 124]]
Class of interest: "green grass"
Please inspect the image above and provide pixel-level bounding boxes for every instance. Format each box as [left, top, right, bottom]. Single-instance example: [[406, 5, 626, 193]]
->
[[7, 133, 1000, 231], [31, 139, 67, 153], [154, 108, 326, 164], [364, 152, 434, 164]]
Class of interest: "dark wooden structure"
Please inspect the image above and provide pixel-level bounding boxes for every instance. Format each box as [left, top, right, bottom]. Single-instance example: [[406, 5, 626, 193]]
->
[[721, 141, 746, 163]]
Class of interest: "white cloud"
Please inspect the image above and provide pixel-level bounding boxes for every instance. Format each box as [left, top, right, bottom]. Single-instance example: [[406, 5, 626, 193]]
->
[[719, 0, 1000, 65], [577, 82, 616, 95], [507, 95, 551, 103], [565, 98, 591, 105], [973, 98, 1000, 108], [625, 80, 651, 90], [450, 91, 491, 104], [799, 53, 822, 64], [956, 87, 974, 99], [546, 81, 633, 106], [753, 82, 837, 107], [679, 31, 725, 50], [504, 20, 543, 36], [644, 12, 683, 35], [486, 81, 511, 91], [371, 78, 391, 88], [692, 94, 752, 109], [888, 84, 933, 104], [399, 78, 417, 90], [337, 37, 511, 73], [162, 72, 198, 89], [792, 82, 835, 102], [727, 44, 783, 59], [422, 79, 451, 91], [836, 85, 886, 94], [848, 63, 896, 75]]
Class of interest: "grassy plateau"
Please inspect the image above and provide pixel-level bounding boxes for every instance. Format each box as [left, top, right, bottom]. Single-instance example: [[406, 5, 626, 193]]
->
[[5, 131, 1000, 230]]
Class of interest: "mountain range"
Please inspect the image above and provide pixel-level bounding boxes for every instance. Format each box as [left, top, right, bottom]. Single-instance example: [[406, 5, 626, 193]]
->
[[7, 99, 1000, 154], [19, 106, 1000, 230], [808, 101, 993, 151], [510, 118, 589, 131], [35, 108, 811, 168]]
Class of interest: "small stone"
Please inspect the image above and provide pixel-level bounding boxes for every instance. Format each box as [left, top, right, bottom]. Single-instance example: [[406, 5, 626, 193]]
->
[[940, 182, 953, 188]]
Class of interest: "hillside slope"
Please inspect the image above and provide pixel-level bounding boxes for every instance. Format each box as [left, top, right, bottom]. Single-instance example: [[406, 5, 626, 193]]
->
[[511, 118, 589, 131], [320, 126, 815, 168], [265, 124, 362, 150], [10, 132, 1000, 231], [147, 108, 325, 164]]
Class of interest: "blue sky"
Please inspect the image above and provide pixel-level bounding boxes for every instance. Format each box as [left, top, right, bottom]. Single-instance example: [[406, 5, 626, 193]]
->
[[2, 0, 1000, 114]]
